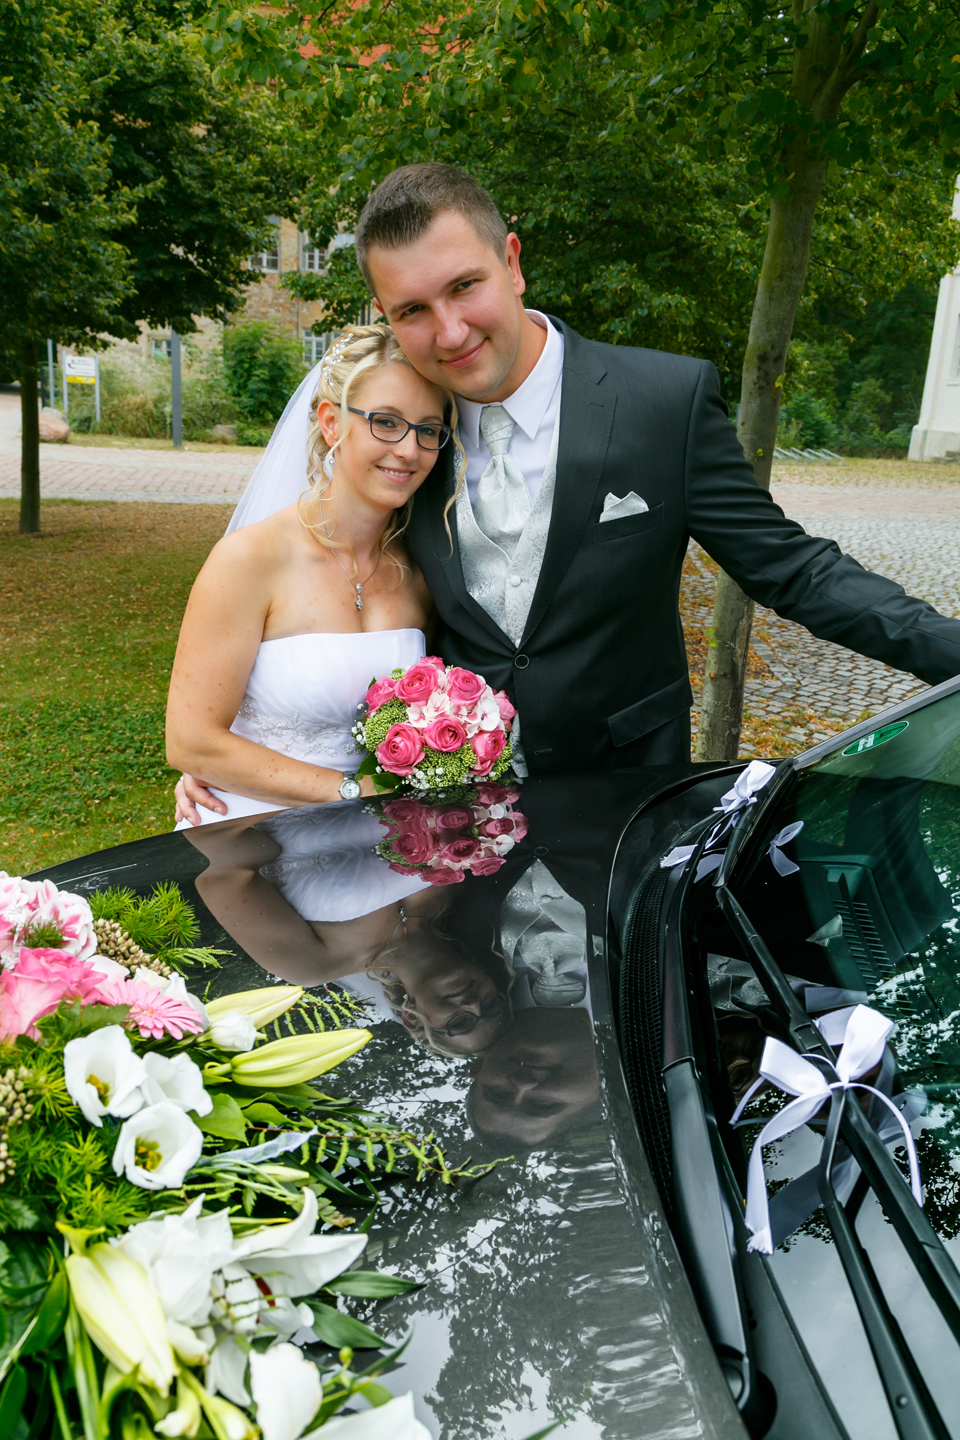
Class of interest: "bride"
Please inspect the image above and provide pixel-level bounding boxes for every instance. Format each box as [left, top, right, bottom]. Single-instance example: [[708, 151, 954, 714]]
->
[[168, 325, 460, 826]]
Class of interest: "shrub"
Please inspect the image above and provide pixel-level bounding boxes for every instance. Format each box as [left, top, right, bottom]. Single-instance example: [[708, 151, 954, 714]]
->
[[777, 391, 839, 451], [64, 341, 241, 441], [835, 378, 893, 456], [222, 319, 305, 427]]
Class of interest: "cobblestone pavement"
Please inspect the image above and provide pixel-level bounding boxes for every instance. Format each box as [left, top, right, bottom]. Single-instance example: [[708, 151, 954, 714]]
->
[[687, 466, 960, 755]]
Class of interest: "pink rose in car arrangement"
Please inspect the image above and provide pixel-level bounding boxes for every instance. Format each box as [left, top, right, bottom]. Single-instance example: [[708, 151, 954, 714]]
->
[[353, 658, 517, 792], [367, 783, 528, 886]]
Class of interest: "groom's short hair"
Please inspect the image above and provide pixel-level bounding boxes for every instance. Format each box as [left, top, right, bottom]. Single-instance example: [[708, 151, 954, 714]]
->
[[355, 164, 508, 288]]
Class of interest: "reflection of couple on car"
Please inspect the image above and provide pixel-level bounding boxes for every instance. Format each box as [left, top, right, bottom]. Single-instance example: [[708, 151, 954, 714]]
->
[[166, 162, 960, 834]]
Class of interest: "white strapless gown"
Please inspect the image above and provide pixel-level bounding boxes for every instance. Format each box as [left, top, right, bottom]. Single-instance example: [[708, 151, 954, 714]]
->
[[175, 628, 426, 828]]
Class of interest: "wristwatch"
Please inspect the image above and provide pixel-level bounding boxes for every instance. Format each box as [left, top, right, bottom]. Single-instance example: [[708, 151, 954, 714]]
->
[[338, 773, 362, 801]]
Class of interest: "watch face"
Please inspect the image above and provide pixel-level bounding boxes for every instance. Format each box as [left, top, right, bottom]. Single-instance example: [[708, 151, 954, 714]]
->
[[340, 777, 362, 800]]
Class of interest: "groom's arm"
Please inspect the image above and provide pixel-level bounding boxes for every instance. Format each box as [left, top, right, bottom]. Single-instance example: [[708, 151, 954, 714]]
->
[[683, 361, 960, 686]]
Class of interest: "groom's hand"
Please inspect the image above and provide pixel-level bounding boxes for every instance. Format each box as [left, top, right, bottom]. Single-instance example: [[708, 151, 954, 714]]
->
[[175, 773, 227, 827]]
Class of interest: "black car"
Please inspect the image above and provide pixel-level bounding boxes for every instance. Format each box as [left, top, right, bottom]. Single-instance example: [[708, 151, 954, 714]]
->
[[31, 676, 960, 1440]]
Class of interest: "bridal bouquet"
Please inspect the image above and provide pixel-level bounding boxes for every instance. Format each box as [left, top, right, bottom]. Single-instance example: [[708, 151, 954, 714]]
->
[[367, 782, 528, 885], [353, 659, 515, 793], [0, 873, 468, 1440]]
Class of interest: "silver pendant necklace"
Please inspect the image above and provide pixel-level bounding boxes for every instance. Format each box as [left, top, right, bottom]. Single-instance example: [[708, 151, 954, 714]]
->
[[317, 498, 383, 609]]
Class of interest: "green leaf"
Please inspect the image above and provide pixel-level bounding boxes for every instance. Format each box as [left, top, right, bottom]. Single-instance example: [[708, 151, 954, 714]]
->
[[325, 1271, 420, 1298], [0, 1367, 27, 1440], [308, 1303, 387, 1351], [238, 1103, 289, 1127], [19, 1271, 68, 1356], [193, 1092, 247, 1142], [355, 1381, 394, 1407]]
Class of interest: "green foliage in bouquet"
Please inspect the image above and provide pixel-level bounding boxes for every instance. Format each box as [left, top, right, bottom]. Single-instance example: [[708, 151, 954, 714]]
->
[[90, 884, 231, 975]]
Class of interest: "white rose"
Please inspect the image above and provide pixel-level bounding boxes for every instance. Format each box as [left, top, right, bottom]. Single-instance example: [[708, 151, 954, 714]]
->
[[112, 1196, 234, 1323], [141, 1051, 213, 1116], [112, 1102, 204, 1190], [208, 1012, 258, 1053], [63, 1025, 147, 1127]]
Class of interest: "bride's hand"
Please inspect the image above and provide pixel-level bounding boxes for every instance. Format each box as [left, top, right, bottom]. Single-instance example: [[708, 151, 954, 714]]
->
[[175, 773, 228, 827]]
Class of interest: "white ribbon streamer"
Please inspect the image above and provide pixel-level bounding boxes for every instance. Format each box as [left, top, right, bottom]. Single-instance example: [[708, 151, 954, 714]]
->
[[769, 821, 804, 876], [731, 1004, 922, 1254], [660, 844, 696, 869], [714, 760, 776, 816]]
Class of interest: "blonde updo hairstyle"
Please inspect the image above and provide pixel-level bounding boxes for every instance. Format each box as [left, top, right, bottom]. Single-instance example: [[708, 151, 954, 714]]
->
[[302, 324, 463, 574]]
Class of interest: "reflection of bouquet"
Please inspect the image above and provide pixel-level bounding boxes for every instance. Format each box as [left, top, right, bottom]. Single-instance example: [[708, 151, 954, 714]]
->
[[353, 657, 516, 793], [0, 872, 462, 1440], [368, 783, 528, 885]]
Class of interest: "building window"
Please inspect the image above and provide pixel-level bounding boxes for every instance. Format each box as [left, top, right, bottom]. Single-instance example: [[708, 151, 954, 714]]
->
[[250, 221, 281, 273], [303, 330, 340, 367], [301, 236, 325, 273], [152, 338, 172, 359]]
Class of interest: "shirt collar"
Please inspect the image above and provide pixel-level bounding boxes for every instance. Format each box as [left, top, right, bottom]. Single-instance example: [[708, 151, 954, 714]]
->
[[458, 312, 564, 448]]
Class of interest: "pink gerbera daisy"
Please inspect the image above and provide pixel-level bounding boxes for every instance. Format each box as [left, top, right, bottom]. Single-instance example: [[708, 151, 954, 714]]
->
[[96, 978, 205, 1040]]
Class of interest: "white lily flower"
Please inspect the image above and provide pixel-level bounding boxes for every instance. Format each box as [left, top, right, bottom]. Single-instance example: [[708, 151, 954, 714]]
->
[[250, 1343, 322, 1440], [155, 1377, 203, 1438], [112, 1101, 204, 1190], [65, 1243, 176, 1396], [63, 1025, 147, 1127], [230, 1189, 367, 1296], [112, 1197, 234, 1324], [168, 1319, 214, 1366], [306, 1393, 431, 1440], [206, 1330, 252, 1406], [141, 1051, 213, 1117], [207, 1012, 258, 1053]]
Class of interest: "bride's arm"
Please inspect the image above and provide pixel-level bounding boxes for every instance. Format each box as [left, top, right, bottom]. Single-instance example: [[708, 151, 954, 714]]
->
[[166, 531, 364, 808]]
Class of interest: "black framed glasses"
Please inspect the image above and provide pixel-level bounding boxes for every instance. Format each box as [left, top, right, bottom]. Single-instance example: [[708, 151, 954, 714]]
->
[[430, 990, 508, 1039], [347, 407, 452, 451]]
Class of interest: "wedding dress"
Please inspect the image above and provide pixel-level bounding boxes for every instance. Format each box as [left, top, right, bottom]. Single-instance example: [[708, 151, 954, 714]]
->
[[174, 628, 425, 828]]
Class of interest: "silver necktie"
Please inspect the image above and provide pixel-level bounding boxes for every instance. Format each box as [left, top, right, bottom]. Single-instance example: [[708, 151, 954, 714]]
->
[[474, 405, 532, 555]]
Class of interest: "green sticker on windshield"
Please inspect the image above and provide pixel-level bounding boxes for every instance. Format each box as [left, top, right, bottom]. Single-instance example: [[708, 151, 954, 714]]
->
[[841, 720, 909, 757]]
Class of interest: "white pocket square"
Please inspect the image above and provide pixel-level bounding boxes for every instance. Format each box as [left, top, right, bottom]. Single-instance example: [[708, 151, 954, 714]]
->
[[600, 491, 649, 522]]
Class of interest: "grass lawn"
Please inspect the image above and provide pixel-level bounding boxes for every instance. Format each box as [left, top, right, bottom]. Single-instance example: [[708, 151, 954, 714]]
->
[[0, 499, 228, 875]]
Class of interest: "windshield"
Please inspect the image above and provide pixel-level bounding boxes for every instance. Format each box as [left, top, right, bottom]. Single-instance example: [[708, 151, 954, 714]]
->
[[722, 687, 960, 1437]]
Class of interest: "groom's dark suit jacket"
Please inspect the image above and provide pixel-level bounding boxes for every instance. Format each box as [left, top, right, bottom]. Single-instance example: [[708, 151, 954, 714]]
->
[[406, 319, 960, 775]]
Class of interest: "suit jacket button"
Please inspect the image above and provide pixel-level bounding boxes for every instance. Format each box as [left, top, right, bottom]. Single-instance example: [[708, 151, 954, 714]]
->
[[514, 653, 530, 669]]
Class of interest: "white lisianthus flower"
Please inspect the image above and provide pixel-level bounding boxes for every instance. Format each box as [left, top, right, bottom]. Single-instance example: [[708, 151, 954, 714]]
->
[[207, 1012, 258, 1053], [163, 973, 209, 1028], [230, 1189, 367, 1296], [65, 1243, 176, 1395], [250, 1344, 322, 1440], [63, 1025, 147, 1127], [111, 1196, 233, 1323], [306, 1393, 432, 1440], [141, 1051, 213, 1117], [112, 1101, 204, 1190]]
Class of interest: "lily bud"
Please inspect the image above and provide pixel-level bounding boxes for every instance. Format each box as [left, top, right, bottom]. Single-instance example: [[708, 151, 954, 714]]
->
[[206, 986, 304, 1029], [65, 1244, 176, 1395], [155, 1376, 203, 1438], [228, 1030, 371, 1088]]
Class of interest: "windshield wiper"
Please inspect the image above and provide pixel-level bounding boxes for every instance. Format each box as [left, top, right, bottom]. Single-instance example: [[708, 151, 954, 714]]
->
[[713, 874, 960, 1440]]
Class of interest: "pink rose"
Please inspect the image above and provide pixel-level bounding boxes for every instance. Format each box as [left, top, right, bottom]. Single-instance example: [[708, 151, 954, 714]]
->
[[470, 856, 505, 877], [377, 723, 425, 777], [509, 813, 529, 841], [471, 729, 507, 765], [394, 662, 442, 706], [436, 805, 472, 832], [394, 830, 437, 866], [0, 948, 106, 1041], [424, 866, 465, 886], [440, 837, 481, 863], [471, 757, 495, 777], [423, 717, 467, 753], [473, 782, 509, 807], [422, 655, 446, 668], [388, 861, 420, 876], [443, 667, 486, 706], [383, 798, 430, 831], [493, 689, 517, 723], [478, 817, 515, 838], [365, 676, 398, 712]]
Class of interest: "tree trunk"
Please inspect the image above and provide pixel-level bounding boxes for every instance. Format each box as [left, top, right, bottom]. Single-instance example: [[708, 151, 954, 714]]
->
[[695, 5, 871, 761], [19, 339, 41, 535]]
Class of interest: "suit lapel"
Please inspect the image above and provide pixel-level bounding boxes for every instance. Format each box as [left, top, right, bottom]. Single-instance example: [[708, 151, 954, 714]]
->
[[521, 326, 616, 645]]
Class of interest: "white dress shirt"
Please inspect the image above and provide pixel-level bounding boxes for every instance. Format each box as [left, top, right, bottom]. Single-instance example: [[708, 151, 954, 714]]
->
[[458, 312, 564, 508]]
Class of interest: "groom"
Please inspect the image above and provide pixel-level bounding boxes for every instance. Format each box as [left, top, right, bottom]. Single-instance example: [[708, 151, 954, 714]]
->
[[354, 164, 960, 776]]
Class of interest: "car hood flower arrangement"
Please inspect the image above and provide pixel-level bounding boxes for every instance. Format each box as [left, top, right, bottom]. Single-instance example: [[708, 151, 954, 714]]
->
[[353, 659, 516, 792], [0, 874, 474, 1440], [366, 783, 528, 886]]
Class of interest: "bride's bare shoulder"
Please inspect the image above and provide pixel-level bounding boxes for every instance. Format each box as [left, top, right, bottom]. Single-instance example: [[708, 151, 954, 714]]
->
[[203, 504, 303, 574]]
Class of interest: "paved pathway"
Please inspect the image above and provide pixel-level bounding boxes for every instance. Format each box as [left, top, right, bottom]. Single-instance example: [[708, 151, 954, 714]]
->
[[3, 388, 958, 751]]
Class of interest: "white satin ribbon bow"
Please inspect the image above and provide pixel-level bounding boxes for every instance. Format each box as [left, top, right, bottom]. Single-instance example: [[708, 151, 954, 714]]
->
[[768, 821, 804, 876], [731, 1003, 922, 1254], [659, 761, 778, 871]]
